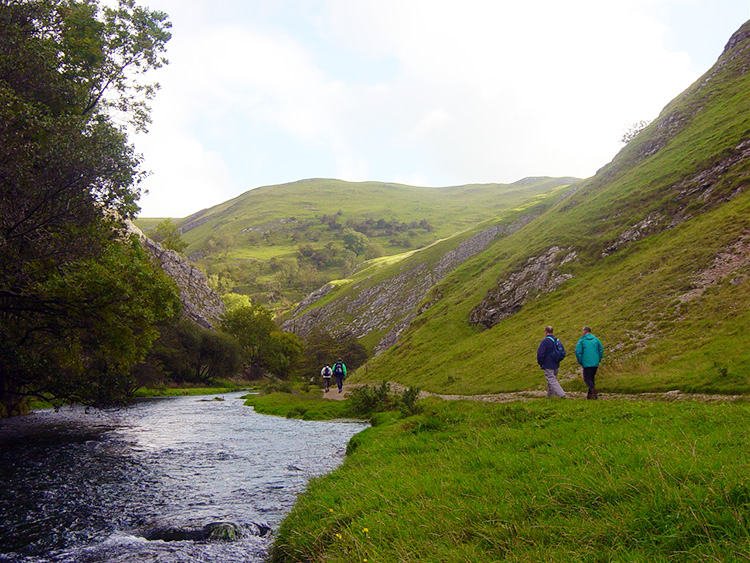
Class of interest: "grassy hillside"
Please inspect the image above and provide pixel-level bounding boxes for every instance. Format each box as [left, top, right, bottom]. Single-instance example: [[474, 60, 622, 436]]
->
[[345, 21, 750, 395], [280, 184, 570, 354], [138, 177, 574, 309]]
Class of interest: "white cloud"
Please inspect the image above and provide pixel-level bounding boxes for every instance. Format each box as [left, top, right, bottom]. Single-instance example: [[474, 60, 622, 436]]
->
[[132, 0, 736, 217]]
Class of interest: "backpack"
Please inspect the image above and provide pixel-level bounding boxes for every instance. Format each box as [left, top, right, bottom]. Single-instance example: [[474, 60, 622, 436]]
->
[[322, 366, 332, 377], [547, 336, 566, 362], [333, 362, 344, 376]]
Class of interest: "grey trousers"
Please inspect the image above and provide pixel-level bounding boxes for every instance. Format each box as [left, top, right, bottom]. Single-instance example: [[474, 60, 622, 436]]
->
[[543, 368, 566, 398]]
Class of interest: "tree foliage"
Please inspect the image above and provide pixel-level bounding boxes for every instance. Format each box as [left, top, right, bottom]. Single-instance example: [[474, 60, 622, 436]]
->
[[621, 119, 652, 144], [141, 318, 243, 385], [298, 327, 368, 379], [0, 237, 181, 412], [0, 0, 173, 414], [150, 218, 187, 253], [220, 304, 303, 379]]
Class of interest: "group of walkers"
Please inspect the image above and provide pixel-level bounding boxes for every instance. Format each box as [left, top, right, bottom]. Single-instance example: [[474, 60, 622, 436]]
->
[[537, 325, 603, 400], [319, 359, 347, 393], [318, 326, 603, 400]]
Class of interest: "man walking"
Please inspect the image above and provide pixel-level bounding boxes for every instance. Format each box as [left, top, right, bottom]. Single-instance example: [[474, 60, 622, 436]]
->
[[575, 326, 604, 399], [536, 326, 566, 398], [332, 358, 347, 393]]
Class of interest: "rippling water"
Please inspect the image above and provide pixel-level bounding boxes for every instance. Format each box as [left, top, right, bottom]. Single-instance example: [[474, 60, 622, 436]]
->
[[0, 392, 367, 562]]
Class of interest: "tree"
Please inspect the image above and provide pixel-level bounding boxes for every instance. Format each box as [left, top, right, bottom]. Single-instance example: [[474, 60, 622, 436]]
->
[[150, 218, 187, 253], [0, 237, 181, 413], [220, 304, 302, 379], [342, 228, 369, 256], [143, 318, 243, 385], [222, 292, 252, 312], [621, 120, 651, 144], [298, 327, 368, 379], [0, 0, 173, 414]]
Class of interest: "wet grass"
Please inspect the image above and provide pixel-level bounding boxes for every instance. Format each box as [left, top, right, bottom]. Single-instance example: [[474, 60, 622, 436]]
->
[[270, 398, 750, 562]]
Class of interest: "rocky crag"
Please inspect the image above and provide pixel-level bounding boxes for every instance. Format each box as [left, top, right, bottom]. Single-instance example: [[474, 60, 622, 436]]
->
[[127, 222, 225, 329]]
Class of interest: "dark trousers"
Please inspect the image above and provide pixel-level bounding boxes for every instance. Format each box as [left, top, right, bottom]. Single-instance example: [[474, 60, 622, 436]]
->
[[583, 366, 598, 391], [335, 375, 344, 390]]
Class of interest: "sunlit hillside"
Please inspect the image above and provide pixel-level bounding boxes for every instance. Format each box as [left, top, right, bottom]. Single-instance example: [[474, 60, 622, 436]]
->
[[138, 177, 575, 309], [305, 21, 750, 396]]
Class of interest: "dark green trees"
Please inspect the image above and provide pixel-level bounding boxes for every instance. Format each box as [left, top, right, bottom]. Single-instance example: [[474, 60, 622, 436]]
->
[[0, 0, 174, 414], [220, 304, 303, 379]]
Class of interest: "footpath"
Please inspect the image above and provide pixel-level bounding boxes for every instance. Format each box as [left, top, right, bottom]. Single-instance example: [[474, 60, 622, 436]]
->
[[323, 382, 745, 403]]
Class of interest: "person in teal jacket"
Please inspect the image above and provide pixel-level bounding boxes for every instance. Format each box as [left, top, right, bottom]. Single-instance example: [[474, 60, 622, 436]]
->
[[332, 359, 347, 393], [575, 327, 604, 400]]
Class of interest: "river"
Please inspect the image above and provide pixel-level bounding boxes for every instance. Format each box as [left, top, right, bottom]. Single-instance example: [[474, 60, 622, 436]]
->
[[0, 392, 368, 562]]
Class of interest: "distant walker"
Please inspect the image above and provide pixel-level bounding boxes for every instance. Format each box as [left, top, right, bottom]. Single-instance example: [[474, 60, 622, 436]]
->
[[332, 359, 347, 393], [320, 363, 333, 393]]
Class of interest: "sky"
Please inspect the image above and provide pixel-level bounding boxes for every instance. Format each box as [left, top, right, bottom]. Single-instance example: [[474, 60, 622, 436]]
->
[[131, 0, 750, 218]]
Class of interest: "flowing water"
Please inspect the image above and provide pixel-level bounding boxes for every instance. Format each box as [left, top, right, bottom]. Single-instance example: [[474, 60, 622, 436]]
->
[[0, 392, 368, 562]]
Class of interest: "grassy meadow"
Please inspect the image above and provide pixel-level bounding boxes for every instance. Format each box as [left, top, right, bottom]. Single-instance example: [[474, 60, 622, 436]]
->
[[268, 396, 750, 563]]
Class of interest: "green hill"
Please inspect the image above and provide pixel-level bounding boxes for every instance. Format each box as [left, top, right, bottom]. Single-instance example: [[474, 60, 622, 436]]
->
[[295, 21, 750, 396], [138, 177, 575, 309]]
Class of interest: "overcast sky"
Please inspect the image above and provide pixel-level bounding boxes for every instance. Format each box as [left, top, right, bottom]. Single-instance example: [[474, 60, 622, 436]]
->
[[132, 0, 750, 218]]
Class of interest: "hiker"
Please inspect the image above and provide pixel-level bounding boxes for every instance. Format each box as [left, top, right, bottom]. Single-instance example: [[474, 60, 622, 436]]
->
[[536, 325, 566, 398], [332, 359, 347, 393], [320, 363, 333, 393], [575, 326, 604, 400]]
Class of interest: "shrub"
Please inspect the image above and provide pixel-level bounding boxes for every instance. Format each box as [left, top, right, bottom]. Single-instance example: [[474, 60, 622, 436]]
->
[[348, 381, 421, 417]]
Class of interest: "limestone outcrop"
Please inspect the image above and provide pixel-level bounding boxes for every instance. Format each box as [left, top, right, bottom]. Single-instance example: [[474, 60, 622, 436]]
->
[[127, 222, 225, 329]]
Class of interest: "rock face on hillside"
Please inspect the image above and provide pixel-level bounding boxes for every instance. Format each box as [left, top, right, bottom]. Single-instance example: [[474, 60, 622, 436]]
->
[[283, 213, 541, 354], [127, 222, 225, 329], [469, 246, 578, 329]]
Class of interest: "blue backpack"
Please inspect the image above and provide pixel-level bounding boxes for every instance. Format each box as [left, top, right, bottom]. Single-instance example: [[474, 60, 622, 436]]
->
[[547, 336, 566, 362]]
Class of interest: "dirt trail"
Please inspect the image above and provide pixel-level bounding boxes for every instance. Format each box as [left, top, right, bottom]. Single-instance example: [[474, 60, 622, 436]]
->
[[322, 382, 746, 403]]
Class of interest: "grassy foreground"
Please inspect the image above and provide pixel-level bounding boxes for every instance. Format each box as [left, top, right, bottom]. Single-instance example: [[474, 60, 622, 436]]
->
[[269, 397, 750, 562]]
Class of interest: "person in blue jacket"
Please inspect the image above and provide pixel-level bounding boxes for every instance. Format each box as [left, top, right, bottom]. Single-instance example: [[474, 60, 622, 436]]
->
[[536, 325, 566, 398], [575, 326, 604, 400]]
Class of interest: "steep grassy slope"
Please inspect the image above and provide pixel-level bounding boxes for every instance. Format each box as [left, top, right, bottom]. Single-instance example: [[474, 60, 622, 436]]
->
[[280, 185, 569, 353], [139, 177, 574, 308], [347, 21, 750, 395], [173, 178, 572, 253]]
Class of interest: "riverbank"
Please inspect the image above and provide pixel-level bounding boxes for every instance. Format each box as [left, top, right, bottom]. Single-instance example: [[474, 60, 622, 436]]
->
[[264, 392, 750, 562]]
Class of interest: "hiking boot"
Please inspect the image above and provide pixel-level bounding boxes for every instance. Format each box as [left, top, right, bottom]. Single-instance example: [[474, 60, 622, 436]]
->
[[592, 388, 598, 400], [586, 389, 592, 400]]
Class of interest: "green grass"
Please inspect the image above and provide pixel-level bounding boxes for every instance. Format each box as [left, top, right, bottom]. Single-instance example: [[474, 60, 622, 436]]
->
[[132, 385, 248, 397], [270, 397, 750, 562], [135, 178, 576, 308], [244, 390, 354, 420]]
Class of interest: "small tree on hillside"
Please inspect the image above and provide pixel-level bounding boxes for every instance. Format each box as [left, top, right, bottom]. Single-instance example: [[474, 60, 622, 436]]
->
[[150, 219, 187, 253], [342, 228, 369, 256], [621, 120, 651, 144]]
